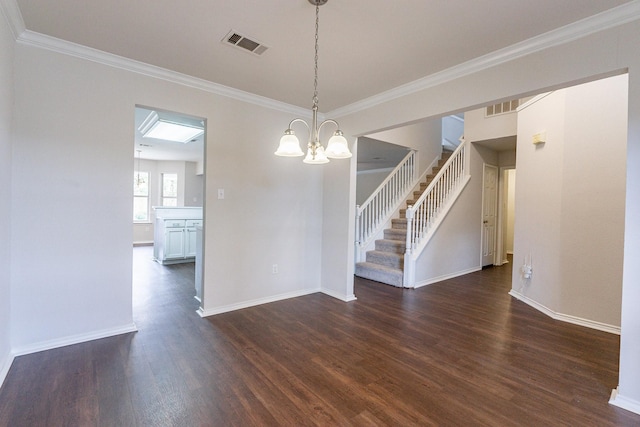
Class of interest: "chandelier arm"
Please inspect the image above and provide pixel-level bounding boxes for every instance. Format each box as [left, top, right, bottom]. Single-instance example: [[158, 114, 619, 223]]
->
[[287, 117, 311, 132], [317, 119, 341, 134], [276, 0, 351, 164]]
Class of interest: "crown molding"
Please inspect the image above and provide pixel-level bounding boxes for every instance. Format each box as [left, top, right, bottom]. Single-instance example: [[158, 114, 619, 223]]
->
[[326, 0, 640, 118], [0, 0, 25, 39], [4, 0, 640, 119], [14, 29, 311, 118]]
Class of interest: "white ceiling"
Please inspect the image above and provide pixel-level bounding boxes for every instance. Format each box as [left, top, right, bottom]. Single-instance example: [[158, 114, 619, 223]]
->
[[11, 1, 635, 165], [14, 0, 634, 113]]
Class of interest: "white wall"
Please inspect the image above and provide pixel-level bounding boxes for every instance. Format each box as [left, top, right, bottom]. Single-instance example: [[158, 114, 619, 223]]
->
[[413, 144, 497, 284], [505, 170, 515, 254], [0, 8, 14, 384], [464, 108, 518, 143], [184, 161, 203, 207], [10, 42, 324, 350], [561, 77, 627, 325], [332, 20, 640, 410], [512, 75, 627, 328], [512, 90, 566, 313], [368, 119, 442, 176], [356, 168, 392, 205], [5, 4, 640, 413]]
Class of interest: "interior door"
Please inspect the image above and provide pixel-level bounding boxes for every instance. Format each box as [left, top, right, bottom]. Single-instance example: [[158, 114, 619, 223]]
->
[[482, 164, 498, 267]]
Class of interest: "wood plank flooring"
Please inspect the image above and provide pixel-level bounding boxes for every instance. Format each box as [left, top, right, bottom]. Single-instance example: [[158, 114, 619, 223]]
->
[[1, 246, 639, 426]]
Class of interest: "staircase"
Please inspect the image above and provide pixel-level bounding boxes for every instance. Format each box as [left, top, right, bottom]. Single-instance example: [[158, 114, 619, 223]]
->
[[355, 151, 453, 287]]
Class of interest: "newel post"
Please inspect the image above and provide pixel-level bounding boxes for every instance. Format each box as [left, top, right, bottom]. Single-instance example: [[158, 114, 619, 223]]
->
[[404, 205, 414, 288]]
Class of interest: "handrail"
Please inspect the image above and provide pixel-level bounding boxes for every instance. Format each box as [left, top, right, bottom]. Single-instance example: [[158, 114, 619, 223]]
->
[[405, 140, 468, 255], [355, 150, 417, 258]]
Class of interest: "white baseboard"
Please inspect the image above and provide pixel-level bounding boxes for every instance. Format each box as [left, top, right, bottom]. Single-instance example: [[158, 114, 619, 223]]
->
[[413, 266, 482, 289], [197, 288, 321, 317], [610, 387, 640, 415], [321, 287, 357, 302], [0, 351, 15, 388], [11, 323, 138, 357], [509, 290, 620, 335]]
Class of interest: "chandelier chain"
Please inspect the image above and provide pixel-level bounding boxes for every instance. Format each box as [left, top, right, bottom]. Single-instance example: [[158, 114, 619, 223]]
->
[[313, 2, 319, 108]]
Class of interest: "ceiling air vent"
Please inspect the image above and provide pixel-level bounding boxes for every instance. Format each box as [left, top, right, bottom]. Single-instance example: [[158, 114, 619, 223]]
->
[[223, 31, 269, 56]]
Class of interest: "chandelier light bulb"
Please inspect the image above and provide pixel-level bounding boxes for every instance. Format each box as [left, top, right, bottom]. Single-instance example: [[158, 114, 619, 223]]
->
[[274, 0, 352, 164]]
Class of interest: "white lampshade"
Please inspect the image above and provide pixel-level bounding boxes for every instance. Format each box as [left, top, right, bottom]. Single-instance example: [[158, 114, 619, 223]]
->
[[275, 132, 304, 157], [325, 132, 352, 159], [303, 145, 329, 164]]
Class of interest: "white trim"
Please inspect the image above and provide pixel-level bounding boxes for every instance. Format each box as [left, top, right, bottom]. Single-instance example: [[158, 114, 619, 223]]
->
[[197, 288, 321, 317], [0, 352, 15, 388], [357, 167, 395, 175], [321, 287, 357, 302], [509, 290, 621, 335], [11, 323, 138, 357], [517, 92, 553, 112], [14, 29, 312, 118], [413, 266, 482, 289], [610, 387, 640, 415], [0, 0, 25, 39], [326, 1, 640, 118], [3, 0, 639, 119]]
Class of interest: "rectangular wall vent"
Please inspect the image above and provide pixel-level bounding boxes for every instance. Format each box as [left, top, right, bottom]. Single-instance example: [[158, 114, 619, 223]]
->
[[486, 99, 520, 117], [223, 31, 269, 56]]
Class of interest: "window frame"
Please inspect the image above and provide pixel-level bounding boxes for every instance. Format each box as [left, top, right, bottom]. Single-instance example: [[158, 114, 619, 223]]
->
[[133, 170, 150, 222], [161, 173, 178, 207]]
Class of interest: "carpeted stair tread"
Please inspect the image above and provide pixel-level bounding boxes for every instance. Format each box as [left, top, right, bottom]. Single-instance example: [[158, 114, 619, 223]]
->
[[355, 262, 403, 287], [366, 250, 404, 269], [375, 239, 405, 254], [358, 150, 453, 288], [391, 218, 407, 229], [384, 228, 405, 241]]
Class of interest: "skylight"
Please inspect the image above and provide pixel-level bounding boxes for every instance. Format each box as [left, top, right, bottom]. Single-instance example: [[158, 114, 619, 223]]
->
[[138, 111, 204, 143]]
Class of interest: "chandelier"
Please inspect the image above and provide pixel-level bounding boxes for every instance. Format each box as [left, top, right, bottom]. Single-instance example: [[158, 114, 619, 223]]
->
[[274, 0, 352, 164]]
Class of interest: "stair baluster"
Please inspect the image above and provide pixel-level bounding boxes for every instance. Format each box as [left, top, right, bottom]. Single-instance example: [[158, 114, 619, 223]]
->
[[355, 141, 470, 288]]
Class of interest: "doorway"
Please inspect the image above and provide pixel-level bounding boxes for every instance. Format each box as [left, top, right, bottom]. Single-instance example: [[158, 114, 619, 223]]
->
[[132, 106, 206, 309], [481, 164, 498, 267]]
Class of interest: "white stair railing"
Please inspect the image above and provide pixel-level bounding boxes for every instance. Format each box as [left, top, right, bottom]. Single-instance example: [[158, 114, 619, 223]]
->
[[404, 141, 470, 287], [355, 150, 417, 261]]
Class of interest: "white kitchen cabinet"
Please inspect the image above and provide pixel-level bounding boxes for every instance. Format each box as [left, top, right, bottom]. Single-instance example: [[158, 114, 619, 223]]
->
[[184, 220, 200, 258], [153, 209, 202, 265]]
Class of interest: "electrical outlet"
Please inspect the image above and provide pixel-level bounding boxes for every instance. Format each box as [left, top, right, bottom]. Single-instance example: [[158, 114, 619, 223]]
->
[[217, 188, 225, 199], [272, 264, 278, 274]]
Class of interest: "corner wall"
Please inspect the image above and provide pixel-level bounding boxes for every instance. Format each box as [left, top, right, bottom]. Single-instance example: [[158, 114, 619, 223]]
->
[[0, 7, 14, 385], [333, 19, 640, 411], [512, 75, 628, 329], [11, 41, 324, 350]]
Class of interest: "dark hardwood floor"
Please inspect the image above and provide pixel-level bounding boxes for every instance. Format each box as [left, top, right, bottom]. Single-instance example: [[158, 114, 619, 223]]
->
[[1, 246, 638, 426]]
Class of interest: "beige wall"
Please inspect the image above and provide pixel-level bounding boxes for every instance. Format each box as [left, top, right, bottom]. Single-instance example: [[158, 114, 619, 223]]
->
[[368, 119, 443, 176], [0, 5, 14, 383], [464, 107, 518, 143], [10, 42, 325, 350], [512, 75, 627, 328], [332, 20, 640, 407]]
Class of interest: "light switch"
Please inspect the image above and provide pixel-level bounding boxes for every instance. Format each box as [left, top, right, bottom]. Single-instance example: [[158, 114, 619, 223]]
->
[[218, 188, 225, 199]]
